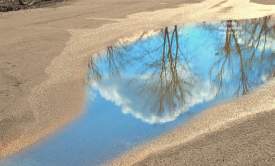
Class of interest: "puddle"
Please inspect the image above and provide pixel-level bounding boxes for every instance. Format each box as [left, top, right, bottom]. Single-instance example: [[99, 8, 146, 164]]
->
[[0, 16, 274, 166]]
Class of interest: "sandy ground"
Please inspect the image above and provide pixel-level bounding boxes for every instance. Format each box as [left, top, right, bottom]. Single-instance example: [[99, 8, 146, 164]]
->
[[0, 0, 275, 164], [251, 0, 275, 5], [134, 109, 275, 166]]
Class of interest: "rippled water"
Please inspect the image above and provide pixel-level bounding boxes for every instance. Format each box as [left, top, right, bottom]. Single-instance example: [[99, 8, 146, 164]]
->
[[1, 16, 274, 166]]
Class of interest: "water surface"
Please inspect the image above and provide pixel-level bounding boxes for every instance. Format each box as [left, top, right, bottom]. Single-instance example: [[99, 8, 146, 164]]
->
[[1, 16, 274, 166]]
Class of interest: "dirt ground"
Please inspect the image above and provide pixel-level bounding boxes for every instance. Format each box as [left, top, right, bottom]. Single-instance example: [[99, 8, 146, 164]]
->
[[0, 0, 201, 12], [135, 110, 275, 166], [251, 0, 275, 5]]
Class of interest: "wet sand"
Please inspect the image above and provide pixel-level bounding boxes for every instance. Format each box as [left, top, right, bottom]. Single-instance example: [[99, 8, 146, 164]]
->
[[0, 0, 275, 163]]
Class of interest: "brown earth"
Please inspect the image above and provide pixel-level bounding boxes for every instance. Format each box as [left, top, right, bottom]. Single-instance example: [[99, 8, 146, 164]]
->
[[135, 110, 275, 166], [251, 0, 275, 5]]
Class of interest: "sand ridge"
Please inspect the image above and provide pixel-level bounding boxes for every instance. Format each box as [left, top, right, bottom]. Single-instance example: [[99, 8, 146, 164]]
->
[[134, 109, 275, 165]]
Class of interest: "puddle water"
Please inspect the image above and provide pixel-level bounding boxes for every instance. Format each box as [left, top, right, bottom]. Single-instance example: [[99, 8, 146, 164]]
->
[[1, 16, 275, 166]]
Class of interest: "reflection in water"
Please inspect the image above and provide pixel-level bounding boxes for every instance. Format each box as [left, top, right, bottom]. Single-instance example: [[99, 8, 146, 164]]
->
[[1, 17, 274, 166], [88, 25, 217, 124], [88, 16, 275, 124], [210, 16, 275, 95]]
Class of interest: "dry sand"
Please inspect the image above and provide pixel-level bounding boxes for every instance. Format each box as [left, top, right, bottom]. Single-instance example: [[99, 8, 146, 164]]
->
[[0, 0, 275, 164], [134, 109, 275, 166], [251, 0, 275, 5]]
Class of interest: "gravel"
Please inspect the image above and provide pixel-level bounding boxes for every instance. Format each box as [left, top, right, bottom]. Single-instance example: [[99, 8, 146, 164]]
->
[[0, 0, 66, 12]]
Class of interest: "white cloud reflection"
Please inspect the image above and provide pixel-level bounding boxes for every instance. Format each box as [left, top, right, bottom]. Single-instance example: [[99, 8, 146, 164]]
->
[[89, 71, 217, 124]]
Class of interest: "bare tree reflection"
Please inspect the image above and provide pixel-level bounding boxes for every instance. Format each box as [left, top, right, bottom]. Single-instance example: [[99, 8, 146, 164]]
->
[[153, 25, 190, 113], [210, 16, 275, 96], [88, 17, 275, 116], [88, 25, 191, 114]]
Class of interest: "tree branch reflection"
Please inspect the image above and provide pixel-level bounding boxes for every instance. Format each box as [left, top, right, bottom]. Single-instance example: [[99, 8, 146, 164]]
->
[[210, 16, 275, 96], [88, 25, 191, 114], [88, 17, 275, 117]]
